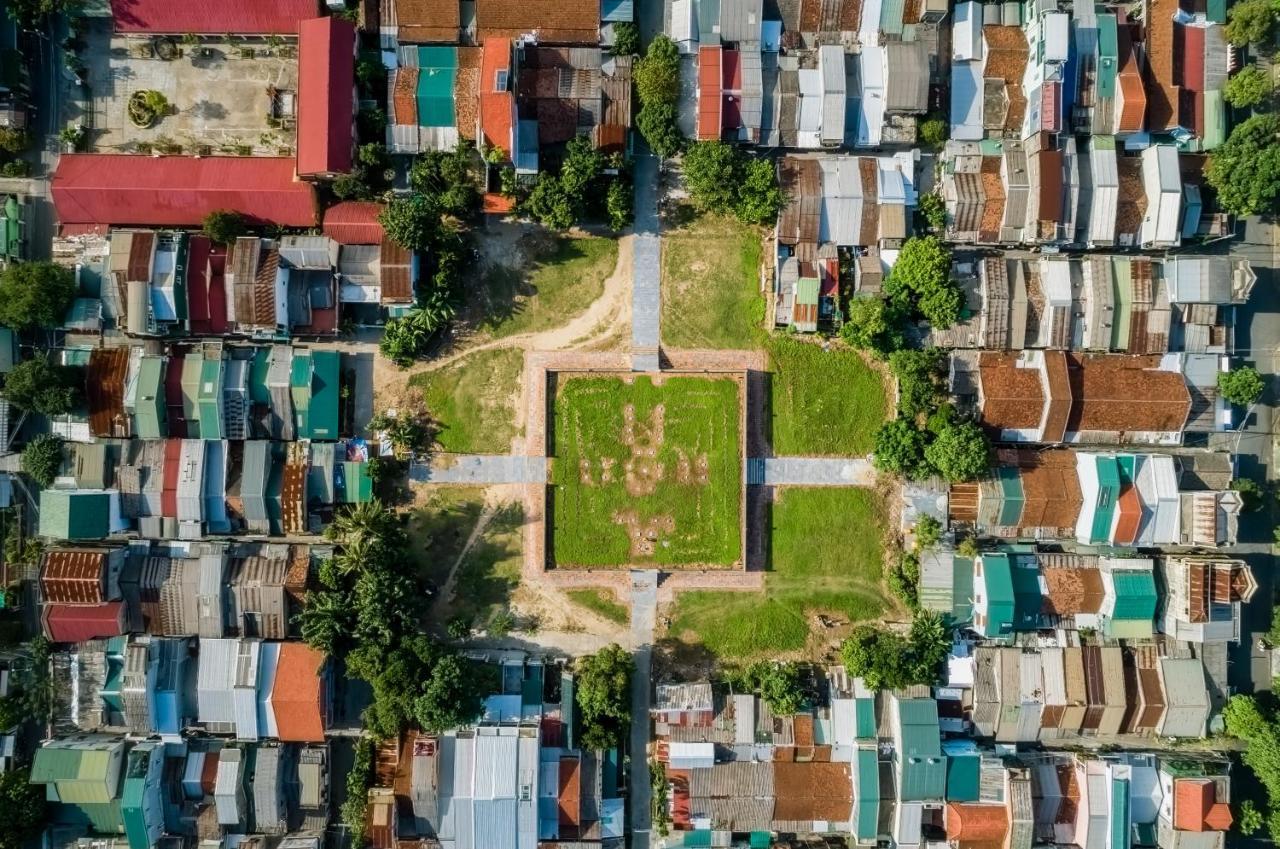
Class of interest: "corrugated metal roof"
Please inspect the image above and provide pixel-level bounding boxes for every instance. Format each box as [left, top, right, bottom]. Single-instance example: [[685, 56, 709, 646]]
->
[[298, 17, 357, 177]]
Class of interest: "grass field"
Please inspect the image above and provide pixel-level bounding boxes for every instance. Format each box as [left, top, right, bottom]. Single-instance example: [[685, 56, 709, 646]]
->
[[405, 487, 486, 589], [566, 588, 630, 625], [768, 337, 888, 456], [482, 235, 618, 338], [669, 487, 892, 658], [410, 348, 524, 454], [550, 374, 743, 567], [661, 213, 764, 349], [451, 502, 524, 626]]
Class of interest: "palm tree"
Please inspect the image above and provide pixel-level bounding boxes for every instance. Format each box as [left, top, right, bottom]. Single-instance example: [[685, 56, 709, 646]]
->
[[326, 499, 396, 544], [296, 590, 353, 655]]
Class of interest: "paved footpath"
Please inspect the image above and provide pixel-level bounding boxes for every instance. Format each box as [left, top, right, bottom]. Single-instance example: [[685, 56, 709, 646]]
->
[[409, 455, 547, 484], [628, 570, 658, 849], [631, 152, 662, 371], [756, 457, 875, 486]]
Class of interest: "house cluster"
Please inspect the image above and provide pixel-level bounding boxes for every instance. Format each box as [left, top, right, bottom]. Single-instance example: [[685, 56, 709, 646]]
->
[[942, 0, 1231, 250], [651, 674, 1236, 849], [361, 657, 624, 849]]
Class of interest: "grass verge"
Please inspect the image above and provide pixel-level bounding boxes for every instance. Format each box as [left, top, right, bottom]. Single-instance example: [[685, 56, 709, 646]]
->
[[566, 588, 630, 625], [550, 374, 742, 567], [482, 234, 618, 338], [669, 487, 892, 658], [768, 336, 888, 456], [410, 348, 524, 454], [660, 212, 764, 349]]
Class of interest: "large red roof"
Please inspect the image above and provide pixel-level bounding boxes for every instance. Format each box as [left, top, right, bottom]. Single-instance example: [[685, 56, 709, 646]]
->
[[109, 0, 320, 34], [323, 201, 386, 244], [297, 17, 357, 177], [53, 155, 316, 228], [697, 46, 723, 141], [271, 642, 328, 742], [43, 602, 125, 643], [480, 38, 515, 156]]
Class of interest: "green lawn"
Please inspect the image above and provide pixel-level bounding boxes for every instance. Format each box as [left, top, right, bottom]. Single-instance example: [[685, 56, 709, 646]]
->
[[405, 487, 486, 589], [669, 488, 892, 658], [451, 502, 524, 626], [481, 235, 618, 338], [410, 348, 524, 453], [661, 213, 765, 349], [550, 374, 743, 567], [566, 588, 630, 625], [768, 337, 888, 456]]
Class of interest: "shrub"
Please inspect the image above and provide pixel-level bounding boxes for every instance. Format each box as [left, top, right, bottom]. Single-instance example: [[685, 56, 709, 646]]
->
[[612, 21, 640, 56], [0, 261, 76, 330], [202, 210, 248, 245], [1219, 365, 1266, 406], [1225, 64, 1273, 108], [919, 116, 948, 147], [20, 435, 63, 488]]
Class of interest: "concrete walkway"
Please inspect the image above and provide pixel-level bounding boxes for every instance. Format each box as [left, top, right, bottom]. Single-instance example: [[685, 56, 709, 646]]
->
[[631, 152, 662, 372], [409, 455, 547, 485], [751, 457, 875, 486], [628, 570, 658, 849]]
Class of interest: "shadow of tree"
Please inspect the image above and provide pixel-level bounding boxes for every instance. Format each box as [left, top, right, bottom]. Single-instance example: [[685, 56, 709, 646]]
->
[[452, 503, 527, 624], [476, 233, 595, 332], [406, 497, 486, 591]]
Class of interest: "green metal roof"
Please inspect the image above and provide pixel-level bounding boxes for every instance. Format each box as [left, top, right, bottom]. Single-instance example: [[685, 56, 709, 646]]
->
[[880, 0, 906, 34], [796, 276, 820, 306], [306, 351, 341, 440], [855, 697, 876, 739], [1088, 456, 1122, 543], [341, 461, 374, 503], [1110, 778, 1130, 849], [40, 490, 110, 540], [952, 556, 975, 624], [979, 553, 1016, 638], [1011, 558, 1042, 631], [854, 748, 880, 841], [249, 347, 272, 404], [197, 359, 223, 440], [897, 698, 946, 802], [32, 742, 119, 805], [32, 746, 85, 783], [996, 466, 1024, 526], [1096, 15, 1118, 99], [132, 356, 167, 439], [1202, 90, 1226, 151], [946, 753, 981, 802], [417, 47, 458, 128], [1206, 0, 1226, 22], [1110, 570, 1158, 621]]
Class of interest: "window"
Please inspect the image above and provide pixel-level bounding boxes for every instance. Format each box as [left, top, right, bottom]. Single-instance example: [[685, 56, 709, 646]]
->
[[494, 69, 508, 91]]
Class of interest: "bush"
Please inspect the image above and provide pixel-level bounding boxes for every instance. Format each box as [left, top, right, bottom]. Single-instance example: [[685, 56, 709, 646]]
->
[[1219, 365, 1266, 406], [612, 21, 640, 56], [607, 179, 634, 231], [636, 101, 684, 158], [683, 141, 783, 226], [0, 261, 76, 330], [735, 661, 806, 715], [841, 611, 951, 690], [1225, 64, 1273, 108], [379, 196, 440, 250], [888, 551, 921, 609], [1226, 0, 1277, 45], [917, 193, 946, 232], [914, 515, 942, 550], [1232, 477, 1266, 512], [1240, 800, 1264, 836], [20, 435, 62, 488], [410, 143, 481, 219], [3, 358, 81, 416], [883, 236, 962, 329], [0, 128, 27, 154], [635, 34, 681, 105], [873, 417, 930, 479], [889, 348, 947, 420], [919, 116, 948, 147], [0, 161, 29, 178], [202, 209, 248, 245], [1206, 114, 1280, 217], [841, 297, 905, 358]]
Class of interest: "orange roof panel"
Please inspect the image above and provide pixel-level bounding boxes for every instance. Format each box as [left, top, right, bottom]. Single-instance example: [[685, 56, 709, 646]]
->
[[271, 642, 328, 742]]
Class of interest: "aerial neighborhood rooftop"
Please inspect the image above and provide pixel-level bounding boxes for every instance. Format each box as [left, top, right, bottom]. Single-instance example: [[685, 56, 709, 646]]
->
[[0, 0, 1274, 848]]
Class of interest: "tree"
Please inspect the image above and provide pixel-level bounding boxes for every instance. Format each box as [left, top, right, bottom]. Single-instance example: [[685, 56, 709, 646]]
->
[[682, 141, 740, 214], [612, 21, 641, 56], [410, 143, 480, 219], [1241, 800, 1265, 836], [380, 196, 440, 250], [356, 55, 387, 95], [1206, 114, 1280, 216], [331, 170, 373, 201], [0, 769, 46, 849], [576, 644, 634, 750], [1226, 0, 1278, 45], [20, 434, 62, 488], [1231, 477, 1266, 512], [341, 738, 374, 846], [0, 261, 76, 331], [6, 0, 76, 27], [635, 35, 681, 106], [873, 417, 929, 479], [607, 180, 634, 231], [956, 536, 981, 558], [636, 102, 684, 158], [202, 209, 248, 245], [3, 358, 81, 416], [734, 157, 785, 225], [414, 652, 486, 732], [1219, 365, 1266, 406], [883, 236, 961, 328], [525, 174, 576, 230], [917, 193, 946, 231], [1223, 694, 1280, 841], [559, 135, 606, 213], [1226, 64, 1273, 108], [924, 418, 990, 482], [737, 661, 806, 715], [297, 589, 355, 655], [919, 116, 948, 147], [889, 348, 946, 420], [914, 515, 942, 550]]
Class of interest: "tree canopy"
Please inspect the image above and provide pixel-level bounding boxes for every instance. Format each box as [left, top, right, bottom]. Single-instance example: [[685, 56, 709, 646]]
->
[[20, 434, 63, 488], [635, 35, 684, 156], [636, 101, 684, 158], [576, 644, 634, 750], [1206, 113, 1280, 217], [1225, 64, 1273, 108], [0, 769, 46, 849], [379, 195, 444, 251], [410, 143, 481, 219], [612, 21, 641, 56], [924, 419, 991, 482], [1223, 694, 1280, 841], [841, 611, 952, 691], [840, 296, 904, 358], [735, 661, 806, 715], [1219, 365, 1266, 406], [682, 141, 784, 226], [3, 358, 82, 416], [1225, 0, 1278, 45], [0, 261, 77, 331], [884, 236, 962, 329], [201, 210, 248, 245]]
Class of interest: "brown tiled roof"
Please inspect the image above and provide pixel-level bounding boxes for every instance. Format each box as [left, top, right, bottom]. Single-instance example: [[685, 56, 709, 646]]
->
[[798, 0, 861, 31], [253, 247, 280, 328], [380, 237, 414, 304], [978, 352, 1045, 431], [1116, 24, 1146, 132], [1010, 448, 1082, 531], [946, 803, 1009, 848], [1115, 155, 1147, 239], [1042, 350, 1072, 442], [455, 47, 482, 141], [1143, 0, 1179, 131], [392, 67, 419, 125], [475, 0, 600, 43], [772, 762, 852, 822], [41, 548, 109, 604], [393, 0, 460, 42], [983, 26, 1029, 131], [978, 158, 1005, 243], [126, 231, 154, 282], [1036, 148, 1064, 224], [1042, 567, 1105, 615], [87, 348, 130, 438], [859, 158, 879, 246], [1065, 353, 1192, 435]]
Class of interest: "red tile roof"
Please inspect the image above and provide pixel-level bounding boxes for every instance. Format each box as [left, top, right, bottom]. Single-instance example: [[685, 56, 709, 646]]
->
[[323, 201, 386, 245], [298, 16, 356, 177], [271, 642, 328, 742], [53, 155, 316, 228], [1144, 0, 1180, 131], [109, 0, 319, 34], [558, 756, 581, 829], [1116, 24, 1146, 132], [1065, 353, 1191, 435], [393, 0, 462, 42], [1114, 485, 1141, 544], [697, 46, 723, 141], [1174, 779, 1232, 832], [43, 602, 125, 643], [41, 549, 109, 605], [480, 39, 515, 157], [475, 0, 601, 43], [946, 803, 1009, 844]]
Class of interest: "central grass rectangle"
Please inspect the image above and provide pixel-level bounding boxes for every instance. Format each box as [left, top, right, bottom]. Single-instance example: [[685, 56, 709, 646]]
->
[[550, 374, 742, 567]]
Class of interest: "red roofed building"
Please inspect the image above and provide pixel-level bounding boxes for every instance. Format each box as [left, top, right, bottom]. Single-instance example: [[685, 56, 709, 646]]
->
[[53, 155, 317, 229], [946, 803, 1009, 845], [270, 642, 330, 742], [480, 39, 516, 158], [297, 16, 357, 178], [40, 548, 117, 605], [696, 46, 723, 141], [43, 602, 126, 643], [323, 201, 386, 244], [109, 0, 320, 35], [1173, 779, 1232, 833]]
